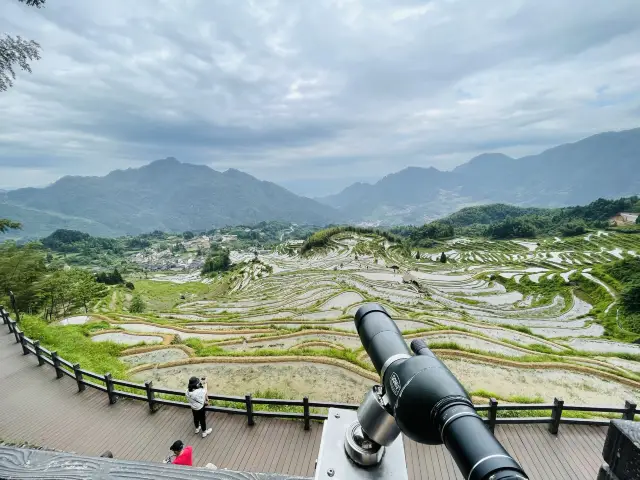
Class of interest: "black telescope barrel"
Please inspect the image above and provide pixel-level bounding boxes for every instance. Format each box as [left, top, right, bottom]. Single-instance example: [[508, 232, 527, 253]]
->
[[354, 303, 528, 480], [354, 303, 411, 376]]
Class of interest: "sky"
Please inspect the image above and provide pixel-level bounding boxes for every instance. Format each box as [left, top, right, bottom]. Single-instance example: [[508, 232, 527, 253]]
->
[[1, 0, 639, 196]]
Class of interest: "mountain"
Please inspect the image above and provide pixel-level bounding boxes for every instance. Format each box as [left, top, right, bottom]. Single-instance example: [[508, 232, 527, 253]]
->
[[319, 128, 640, 224], [0, 158, 340, 238]]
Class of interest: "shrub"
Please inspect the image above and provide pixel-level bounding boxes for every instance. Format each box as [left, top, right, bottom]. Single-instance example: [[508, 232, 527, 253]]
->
[[129, 294, 146, 313]]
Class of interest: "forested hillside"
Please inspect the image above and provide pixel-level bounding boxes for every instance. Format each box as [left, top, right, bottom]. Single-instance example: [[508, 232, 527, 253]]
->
[[394, 196, 640, 243]]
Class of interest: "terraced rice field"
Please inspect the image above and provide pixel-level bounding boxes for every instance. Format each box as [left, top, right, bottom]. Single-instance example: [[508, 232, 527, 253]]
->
[[86, 231, 640, 405]]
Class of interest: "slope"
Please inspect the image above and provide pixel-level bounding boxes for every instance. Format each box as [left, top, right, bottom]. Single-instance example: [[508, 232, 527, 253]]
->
[[2, 158, 340, 237]]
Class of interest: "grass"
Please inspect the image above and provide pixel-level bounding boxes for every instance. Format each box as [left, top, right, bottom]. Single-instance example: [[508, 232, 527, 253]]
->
[[133, 279, 224, 311], [18, 315, 129, 379], [182, 338, 373, 371]]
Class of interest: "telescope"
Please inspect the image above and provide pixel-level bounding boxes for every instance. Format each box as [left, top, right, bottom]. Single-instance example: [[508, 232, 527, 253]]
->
[[315, 303, 528, 480]]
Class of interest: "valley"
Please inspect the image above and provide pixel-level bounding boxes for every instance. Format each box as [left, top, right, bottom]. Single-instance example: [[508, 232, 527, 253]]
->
[[31, 225, 640, 411]]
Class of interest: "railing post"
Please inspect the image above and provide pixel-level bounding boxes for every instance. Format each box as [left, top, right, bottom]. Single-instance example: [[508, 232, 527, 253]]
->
[[73, 363, 85, 392], [303, 396, 310, 431], [51, 351, 64, 379], [0, 306, 6, 324], [245, 394, 254, 426], [11, 322, 20, 343], [488, 398, 498, 433], [7, 317, 14, 333], [145, 381, 158, 412], [623, 400, 637, 421], [549, 397, 563, 434], [33, 340, 45, 366], [105, 373, 118, 404], [18, 332, 29, 355]]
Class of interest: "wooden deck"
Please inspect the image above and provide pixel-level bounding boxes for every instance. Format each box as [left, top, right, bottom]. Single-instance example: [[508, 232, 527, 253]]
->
[[0, 329, 607, 479]]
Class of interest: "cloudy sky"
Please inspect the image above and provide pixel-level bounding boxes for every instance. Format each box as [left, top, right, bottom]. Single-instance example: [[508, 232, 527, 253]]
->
[[1, 0, 639, 196]]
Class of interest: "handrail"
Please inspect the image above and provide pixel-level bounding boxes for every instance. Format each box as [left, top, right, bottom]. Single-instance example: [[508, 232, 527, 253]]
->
[[1, 307, 638, 433]]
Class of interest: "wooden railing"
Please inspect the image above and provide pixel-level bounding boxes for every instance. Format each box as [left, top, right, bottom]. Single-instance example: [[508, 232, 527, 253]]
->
[[1, 307, 637, 434]]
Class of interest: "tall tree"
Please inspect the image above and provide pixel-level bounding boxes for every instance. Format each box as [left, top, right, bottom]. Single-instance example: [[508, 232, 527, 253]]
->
[[0, 242, 47, 313], [440, 252, 447, 263], [71, 269, 107, 313], [1, 0, 45, 92]]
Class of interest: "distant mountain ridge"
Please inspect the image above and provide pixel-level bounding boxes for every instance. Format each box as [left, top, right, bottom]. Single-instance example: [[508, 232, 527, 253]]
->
[[0, 158, 340, 238], [319, 128, 640, 224], [1, 128, 639, 238]]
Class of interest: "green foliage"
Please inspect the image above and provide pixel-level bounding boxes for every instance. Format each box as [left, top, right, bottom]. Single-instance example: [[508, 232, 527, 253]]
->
[[486, 217, 537, 239], [300, 226, 400, 254], [38, 268, 107, 320], [96, 268, 124, 285], [408, 221, 455, 246], [0, 218, 22, 233], [202, 249, 231, 274], [42, 229, 91, 249], [183, 231, 195, 240], [0, 241, 47, 313], [621, 282, 640, 314], [129, 294, 146, 313], [561, 220, 587, 237], [397, 195, 640, 240], [440, 251, 447, 263], [19, 315, 128, 378], [446, 204, 546, 227], [602, 257, 640, 320]]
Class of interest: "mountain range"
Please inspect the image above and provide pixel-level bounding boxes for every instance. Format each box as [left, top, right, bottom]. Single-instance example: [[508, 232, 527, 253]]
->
[[1, 128, 638, 238], [318, 128, 640, 224], [0, 158, 339, 238]]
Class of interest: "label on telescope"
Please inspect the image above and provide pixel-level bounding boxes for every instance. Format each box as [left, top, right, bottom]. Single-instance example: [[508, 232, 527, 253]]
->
[[390, 372, 401, 396]]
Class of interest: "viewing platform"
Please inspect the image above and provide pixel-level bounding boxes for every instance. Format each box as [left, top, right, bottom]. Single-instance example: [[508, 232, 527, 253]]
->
[[0, 325, 617, 479]]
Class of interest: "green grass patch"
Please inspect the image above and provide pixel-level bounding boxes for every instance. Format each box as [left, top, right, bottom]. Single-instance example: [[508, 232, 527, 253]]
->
[[19, 315, 129, 378]]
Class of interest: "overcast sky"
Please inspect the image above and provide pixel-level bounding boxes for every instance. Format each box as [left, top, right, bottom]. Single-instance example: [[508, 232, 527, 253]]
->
[[1, 0, 639, 196]]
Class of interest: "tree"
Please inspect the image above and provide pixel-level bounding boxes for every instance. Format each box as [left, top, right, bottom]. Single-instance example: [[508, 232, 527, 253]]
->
[[201, 249, 231, 274], [561, 220, 587, 237], [70, 269, 107, 314], [621, 280, 640, 314], [0, 0, 44, 92], [0, 242, 47, 314], [183, 231, 195, 240], [129, 294, 146, 314], [0, 219, 22, 233], [415, 251, 420, 260], [440, 252, 447, 263], [95, 267, 124, 285], [636, 216, 640, 225]]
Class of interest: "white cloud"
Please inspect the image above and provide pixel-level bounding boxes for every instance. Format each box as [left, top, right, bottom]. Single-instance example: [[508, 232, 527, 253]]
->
[[0, 0, 639, 194]]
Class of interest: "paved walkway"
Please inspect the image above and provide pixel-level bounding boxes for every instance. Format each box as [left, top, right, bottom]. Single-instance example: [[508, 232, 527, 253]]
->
[[0, 328, 608, 479]]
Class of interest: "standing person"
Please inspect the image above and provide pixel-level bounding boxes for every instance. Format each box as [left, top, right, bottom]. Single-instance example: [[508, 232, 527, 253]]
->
[[164, 440, 192, 466], [186, 376, 212, 438]]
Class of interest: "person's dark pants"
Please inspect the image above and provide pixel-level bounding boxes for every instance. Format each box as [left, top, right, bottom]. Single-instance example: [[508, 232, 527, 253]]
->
[[192, 407, 207, 431]]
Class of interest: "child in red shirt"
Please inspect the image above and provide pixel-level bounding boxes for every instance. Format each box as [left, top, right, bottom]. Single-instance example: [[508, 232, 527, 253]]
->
[[165, 440, 193, 466]]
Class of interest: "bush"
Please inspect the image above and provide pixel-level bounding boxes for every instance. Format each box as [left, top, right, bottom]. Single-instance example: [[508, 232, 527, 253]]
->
[[561, 220, 587, 237], [440, 252, 447, 263], [129, 294, 146, 313], [125, 281, 135, 290], [622, 281, 640, 314]]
